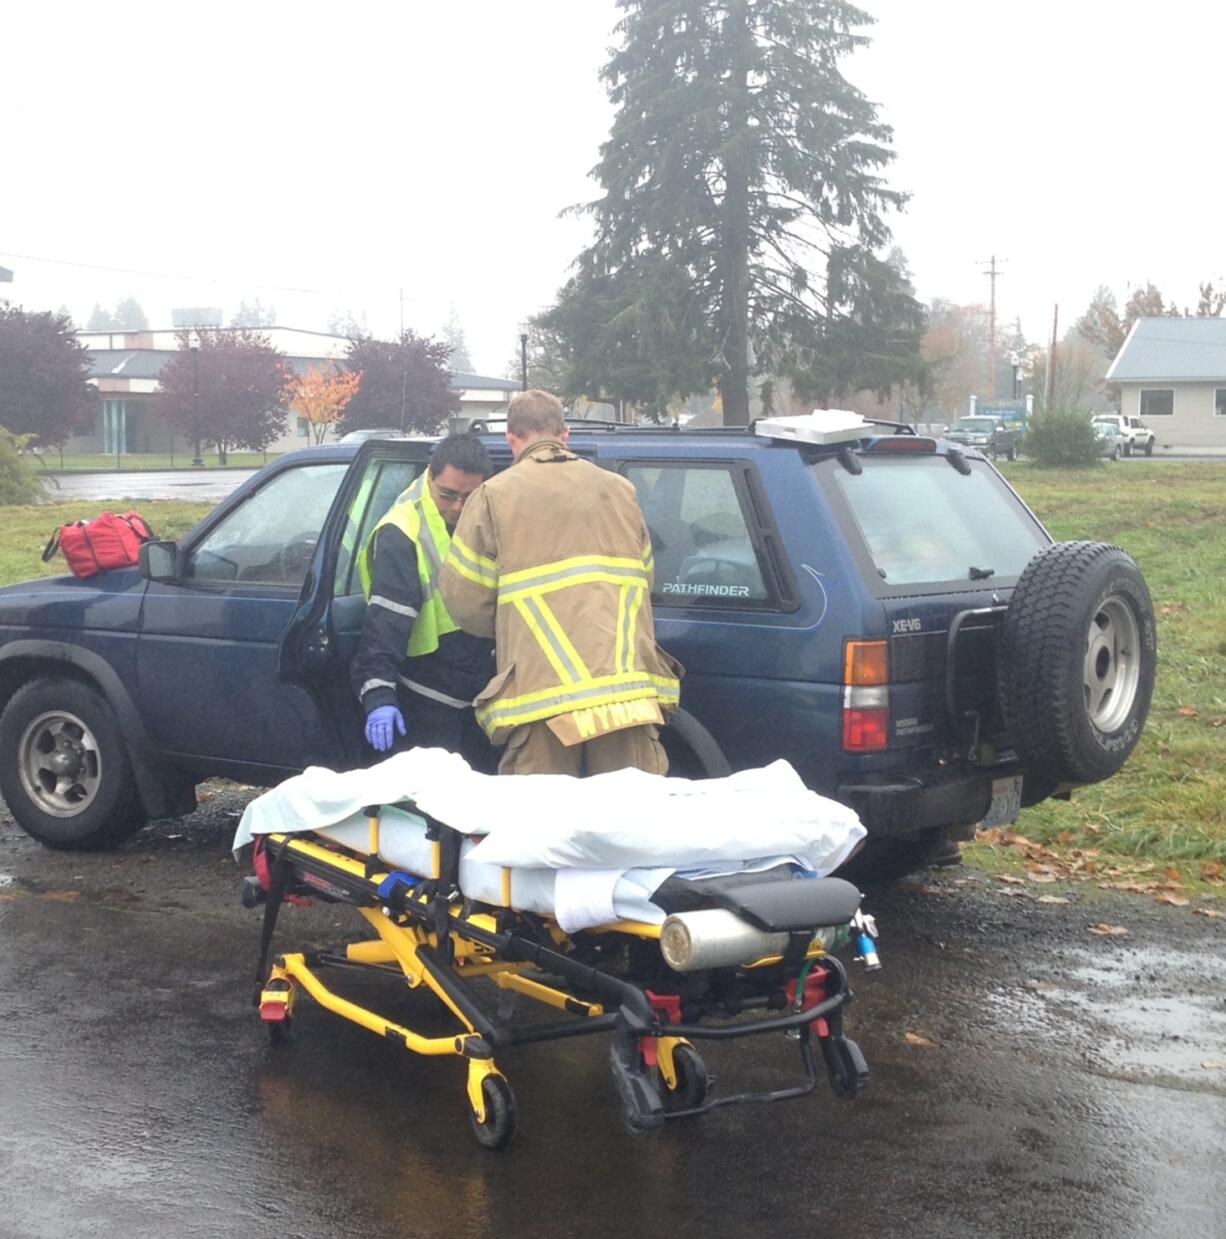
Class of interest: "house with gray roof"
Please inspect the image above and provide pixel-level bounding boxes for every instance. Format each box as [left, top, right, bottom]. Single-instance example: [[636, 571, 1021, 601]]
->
[[72, 327, 518, 456], [1106, 317, 1226, 451]]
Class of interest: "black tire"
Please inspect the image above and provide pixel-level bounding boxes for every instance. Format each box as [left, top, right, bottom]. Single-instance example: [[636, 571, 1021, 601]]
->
[[0, 677, 147, 850], [664, 1043, 711, 1110], [837, 827, 960, 885], [1006, 445, 1016, 462], [1123, 440, 1132, 457], [1000, 542, 1156, 787], [469, 1075, 517, 1151], [1110, 444, 1121, 462], [1144, 438, 1154, 457]]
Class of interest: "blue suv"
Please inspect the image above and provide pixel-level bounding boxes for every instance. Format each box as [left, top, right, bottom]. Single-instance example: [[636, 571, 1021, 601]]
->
[[0, 424, 1157, 875]]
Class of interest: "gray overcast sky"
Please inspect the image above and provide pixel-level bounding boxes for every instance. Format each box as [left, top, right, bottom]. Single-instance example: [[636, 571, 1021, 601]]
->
[[4, 1, 1223, 375]]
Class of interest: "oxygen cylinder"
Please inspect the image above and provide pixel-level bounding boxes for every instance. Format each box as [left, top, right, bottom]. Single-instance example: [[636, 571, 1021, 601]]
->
[[660, 908, 795, 972]]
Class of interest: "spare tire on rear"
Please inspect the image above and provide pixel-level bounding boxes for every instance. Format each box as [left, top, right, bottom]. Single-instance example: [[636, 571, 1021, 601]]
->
[[999, 541, 1156, 787]]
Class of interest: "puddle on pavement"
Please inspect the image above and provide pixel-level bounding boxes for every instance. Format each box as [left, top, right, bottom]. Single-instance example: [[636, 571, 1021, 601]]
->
[[987, 944, 1226, 1084]]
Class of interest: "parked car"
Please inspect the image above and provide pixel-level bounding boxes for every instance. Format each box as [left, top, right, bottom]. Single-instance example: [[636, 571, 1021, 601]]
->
[[1091, 414, 1155, 457], [1093, 420, 1125, 461], [944, 416, 1023, 461], [0, 422, 1157, 878]]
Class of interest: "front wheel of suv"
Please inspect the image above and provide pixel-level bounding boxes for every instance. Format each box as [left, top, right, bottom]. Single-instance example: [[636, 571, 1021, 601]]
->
[[1000, 542, 1156, 787], [0, 677, 148, 850]]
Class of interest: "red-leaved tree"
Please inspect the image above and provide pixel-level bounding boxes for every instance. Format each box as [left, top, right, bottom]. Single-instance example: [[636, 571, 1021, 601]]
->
[[0, 303, 97, 447], [338, 331, 459, 436], [155, 329, 292, 463]]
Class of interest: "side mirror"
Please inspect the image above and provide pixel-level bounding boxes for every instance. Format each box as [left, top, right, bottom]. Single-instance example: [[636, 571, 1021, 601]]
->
[[139, 540, 179, 582]]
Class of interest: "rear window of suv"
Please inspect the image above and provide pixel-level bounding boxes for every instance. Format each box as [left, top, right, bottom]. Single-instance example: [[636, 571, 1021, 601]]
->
[[820, 455, 1048, 590]]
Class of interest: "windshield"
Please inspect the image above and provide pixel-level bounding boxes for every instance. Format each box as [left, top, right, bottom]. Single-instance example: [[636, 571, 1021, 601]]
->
[[823, 455, 1048, 588], [953, 417, 997, 432]]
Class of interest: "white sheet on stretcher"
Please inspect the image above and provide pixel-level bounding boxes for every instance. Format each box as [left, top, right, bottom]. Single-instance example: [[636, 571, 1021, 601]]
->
[[233, 748, 866, 932]]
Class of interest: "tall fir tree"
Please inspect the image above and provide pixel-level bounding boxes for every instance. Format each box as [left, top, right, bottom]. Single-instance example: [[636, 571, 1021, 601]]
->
[[543, 0, 924, 423]]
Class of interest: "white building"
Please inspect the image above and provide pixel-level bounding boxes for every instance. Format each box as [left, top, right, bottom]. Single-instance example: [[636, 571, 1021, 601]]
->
[[1106, 317, 1226, 452], [74, 326, 518, 456]]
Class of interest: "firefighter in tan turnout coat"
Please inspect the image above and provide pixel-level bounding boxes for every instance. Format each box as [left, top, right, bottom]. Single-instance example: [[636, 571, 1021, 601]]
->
[[439, 389, 681, 776]]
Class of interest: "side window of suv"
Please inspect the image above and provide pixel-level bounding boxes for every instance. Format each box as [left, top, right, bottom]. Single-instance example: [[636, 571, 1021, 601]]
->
[[624, 463, 770, 605], [184, 463, 349, 586]]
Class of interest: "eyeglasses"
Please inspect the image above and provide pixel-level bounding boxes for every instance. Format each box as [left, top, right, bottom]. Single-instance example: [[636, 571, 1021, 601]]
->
[[435, 485, 475, 504]]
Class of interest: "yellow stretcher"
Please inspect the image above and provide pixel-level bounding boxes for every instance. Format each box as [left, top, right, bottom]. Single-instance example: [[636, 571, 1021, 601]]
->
[[245, 803, 876, 1150]]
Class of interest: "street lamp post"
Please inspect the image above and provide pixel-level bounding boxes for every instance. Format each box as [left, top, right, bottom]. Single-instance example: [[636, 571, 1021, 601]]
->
[[189, 331, 204, 467], [519, 331, 529, 391]]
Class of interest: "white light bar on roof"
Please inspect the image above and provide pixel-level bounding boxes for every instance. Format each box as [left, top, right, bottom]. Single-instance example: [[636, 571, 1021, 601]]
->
[[754, 410, 869, 446]]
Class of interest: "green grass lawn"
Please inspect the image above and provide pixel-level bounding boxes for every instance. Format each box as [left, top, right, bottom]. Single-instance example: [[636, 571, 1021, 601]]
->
[[29, 452, 281, 473], [0, 500, 214, 585], [982, 460, 1226, 873]]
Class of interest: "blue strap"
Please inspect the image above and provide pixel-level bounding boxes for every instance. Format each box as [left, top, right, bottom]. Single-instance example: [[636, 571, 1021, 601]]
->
[[377, 870, 422, 901]]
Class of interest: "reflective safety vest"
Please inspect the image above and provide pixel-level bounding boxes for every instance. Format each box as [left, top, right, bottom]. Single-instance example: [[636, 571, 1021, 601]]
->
[[358, 472, 459, 658]]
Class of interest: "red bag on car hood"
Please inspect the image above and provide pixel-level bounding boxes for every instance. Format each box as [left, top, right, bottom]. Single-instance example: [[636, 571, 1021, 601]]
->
[[42, 510, 155, 578]]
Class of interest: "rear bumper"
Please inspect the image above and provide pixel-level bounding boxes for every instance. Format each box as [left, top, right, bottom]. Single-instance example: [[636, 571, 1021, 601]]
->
[[836, 769, 1003, 840]]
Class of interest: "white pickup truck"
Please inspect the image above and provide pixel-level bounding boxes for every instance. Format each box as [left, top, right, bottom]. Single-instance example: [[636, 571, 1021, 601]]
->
[[1092, 414, 1155, 456]]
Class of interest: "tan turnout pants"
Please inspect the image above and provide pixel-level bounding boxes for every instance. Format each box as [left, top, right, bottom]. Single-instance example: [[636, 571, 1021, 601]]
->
[[498, 721, 668, 777]]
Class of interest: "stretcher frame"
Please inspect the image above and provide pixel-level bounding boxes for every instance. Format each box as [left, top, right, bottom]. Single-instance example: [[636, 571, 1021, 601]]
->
[[249, 804, 870, 1149]]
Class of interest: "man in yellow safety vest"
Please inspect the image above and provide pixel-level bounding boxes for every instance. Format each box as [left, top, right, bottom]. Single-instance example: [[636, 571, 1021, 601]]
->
[[351, 433, 494, 765], [440, 390, 682, 776]]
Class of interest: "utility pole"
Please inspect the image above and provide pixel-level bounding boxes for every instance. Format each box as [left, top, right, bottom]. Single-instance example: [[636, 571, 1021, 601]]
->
[[519, 332, 529, 391], [980, 254, 1007, 397], [1044, 305, 1059, 412]]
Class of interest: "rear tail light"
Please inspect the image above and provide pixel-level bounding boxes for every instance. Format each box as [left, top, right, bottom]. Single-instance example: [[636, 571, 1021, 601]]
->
[[843, 639, 889, 751]]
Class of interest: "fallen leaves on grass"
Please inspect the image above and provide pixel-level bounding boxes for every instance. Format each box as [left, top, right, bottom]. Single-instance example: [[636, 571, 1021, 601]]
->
[[1194, 908, 1225, 920], [1176, 706, 1199, 717], [1033, 895, 1070, 905], [978, 825, 1214, 906], [1088, 923, 1131, 937], [904, 1031, 939, 1048]]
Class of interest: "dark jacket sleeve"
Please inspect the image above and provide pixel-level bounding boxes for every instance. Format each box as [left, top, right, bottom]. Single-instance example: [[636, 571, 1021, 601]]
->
[[349, 525, 423, 713]]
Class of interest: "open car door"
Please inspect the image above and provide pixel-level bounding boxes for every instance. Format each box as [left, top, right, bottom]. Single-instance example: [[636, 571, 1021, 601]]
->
[[279, 439, 435, 770]]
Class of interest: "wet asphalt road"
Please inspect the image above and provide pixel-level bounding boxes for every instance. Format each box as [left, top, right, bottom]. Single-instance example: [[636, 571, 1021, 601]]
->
[[40, 471, 258, 504], [1, 789, 1224, 1239]]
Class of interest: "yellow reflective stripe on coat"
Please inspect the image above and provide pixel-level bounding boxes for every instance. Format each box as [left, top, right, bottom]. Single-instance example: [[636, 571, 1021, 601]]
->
[[476, 673, 667, 733], [447, 533, 498, 589], [497, 554, 648, 602], [614, 584, 645, 675], [513, 594, 591, 686]]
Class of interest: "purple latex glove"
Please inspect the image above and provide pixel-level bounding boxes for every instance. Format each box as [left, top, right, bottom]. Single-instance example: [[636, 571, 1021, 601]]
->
[[365, 705, 406, 752]]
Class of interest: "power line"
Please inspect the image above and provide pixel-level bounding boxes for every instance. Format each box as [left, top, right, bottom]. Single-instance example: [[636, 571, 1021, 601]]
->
[[0, 248, 323, 294]]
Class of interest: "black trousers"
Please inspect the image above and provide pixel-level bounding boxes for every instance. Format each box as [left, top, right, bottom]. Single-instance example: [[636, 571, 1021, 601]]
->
[[396, 689, 498, 775]]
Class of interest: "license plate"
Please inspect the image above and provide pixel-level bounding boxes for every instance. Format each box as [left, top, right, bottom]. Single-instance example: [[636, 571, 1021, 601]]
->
[[981, 775, 1023, 828]]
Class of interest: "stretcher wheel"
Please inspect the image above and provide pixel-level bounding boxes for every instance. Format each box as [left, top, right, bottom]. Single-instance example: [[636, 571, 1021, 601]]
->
[[266, 1014, 294, 1045], [469, 1074, 517, 1150], [821, 1034, 870, 1100], [665, 1044, 710, 1110]]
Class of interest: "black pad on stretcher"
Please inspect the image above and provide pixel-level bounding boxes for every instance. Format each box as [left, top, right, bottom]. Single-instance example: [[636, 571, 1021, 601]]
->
[[652, 870, 862, 931]]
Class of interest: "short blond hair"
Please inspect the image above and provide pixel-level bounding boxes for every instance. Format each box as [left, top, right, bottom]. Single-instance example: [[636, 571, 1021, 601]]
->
[[507, 389, 565, 440]]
